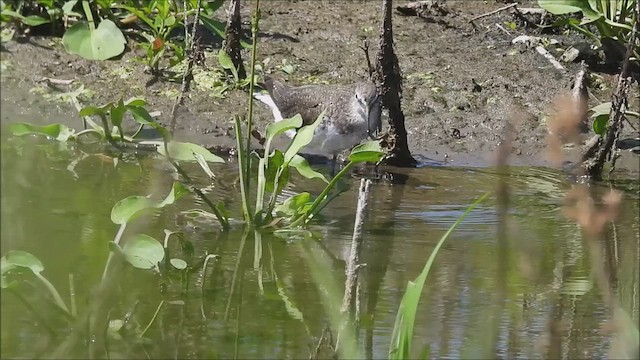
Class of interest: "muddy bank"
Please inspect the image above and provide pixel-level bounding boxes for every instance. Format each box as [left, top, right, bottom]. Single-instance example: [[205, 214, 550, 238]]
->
[[1, 1, 637, 171]]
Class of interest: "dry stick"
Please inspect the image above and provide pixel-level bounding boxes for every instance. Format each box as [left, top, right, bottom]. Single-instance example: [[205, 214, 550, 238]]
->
[[335, 179, 372, 353], [169, 0, 202, 133], [469, 3, 517, 23], [582, 0, 639, 179]]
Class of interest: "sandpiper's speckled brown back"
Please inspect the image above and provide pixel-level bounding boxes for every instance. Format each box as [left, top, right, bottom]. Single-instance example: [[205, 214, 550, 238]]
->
[[263, 77, 376, 134]]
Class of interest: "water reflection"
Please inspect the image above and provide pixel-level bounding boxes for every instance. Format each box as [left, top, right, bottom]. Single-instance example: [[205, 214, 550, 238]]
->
[[1, 137, 638, 359]]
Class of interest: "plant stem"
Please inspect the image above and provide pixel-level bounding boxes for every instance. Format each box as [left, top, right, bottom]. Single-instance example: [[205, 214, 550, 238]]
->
[[101, 223, 127, 281], [35, 272, 69, 313], [289, 161, 355, 228], [234, 116, 251, 222], [244, 0, 261, 214], [140, 300, 165, 337], [82, 0, 95, 32]]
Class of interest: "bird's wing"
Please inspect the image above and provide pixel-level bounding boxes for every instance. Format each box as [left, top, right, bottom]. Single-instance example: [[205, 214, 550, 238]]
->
[[265, 79, 333, 126]]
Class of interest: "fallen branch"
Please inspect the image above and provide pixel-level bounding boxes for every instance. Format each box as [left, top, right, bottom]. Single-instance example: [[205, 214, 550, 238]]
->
[[469, 3, 517, 23]]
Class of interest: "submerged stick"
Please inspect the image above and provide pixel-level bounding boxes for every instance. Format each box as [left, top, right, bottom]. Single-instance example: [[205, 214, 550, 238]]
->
[[336, 179, 372, 352]]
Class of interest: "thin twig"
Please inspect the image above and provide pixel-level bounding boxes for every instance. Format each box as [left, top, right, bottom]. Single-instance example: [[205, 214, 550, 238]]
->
[[361, 39, 374, 79], [469, 3, 517, 23], [169, 0, 202, 133]]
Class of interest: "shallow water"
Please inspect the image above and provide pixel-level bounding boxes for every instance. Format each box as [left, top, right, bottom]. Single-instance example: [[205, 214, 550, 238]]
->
[[1, 134, 638, 359]]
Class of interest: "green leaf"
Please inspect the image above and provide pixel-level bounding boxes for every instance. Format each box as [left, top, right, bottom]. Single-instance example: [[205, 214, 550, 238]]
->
[[62, 19, 126, 60], [274, 192, 311, 217], [126, 105, 157, 125], [215, 201, 229, 222], [110, 100, 126, 127], [537, 0, 600, 20], [124, 98, 147, 107], [9, 122, 74, 142], [2, 251, 44, 274], [62, 1, 79, 16], [158, 141, 225, 163], [111, 196, 155, 224], [265, 114, 303, 140], [389, 193, 489, 359], [590, 102, 612, 117], [284, 111, 325, 163], [218, 49, 238, 80], [199, 16, 226, 40], [289, 154, 328, 183], [122, 234, 165, 270], [265, 150, 286, 193], [157, 182, 190, 208], [348, 141, 385, 163], [79, 104, 108, 117], [593, 114, 608, 135], [170, 258, 187, 270], [0, 10, 50, 26]]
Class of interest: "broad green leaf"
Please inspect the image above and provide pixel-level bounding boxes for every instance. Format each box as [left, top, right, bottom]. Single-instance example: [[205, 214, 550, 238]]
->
[[164, 15, 176, 27], [289, 154, 328, 183], [593, 114, 608, 135], [284, 111, 325, 162], [126, 105, 157, 125], [348, 141, 385, 163], [110, 100, 126, 127], [170, 258, 187, 270], [124, 98, 147, 107], [590, 102, 612, 117], [111, 196, 155, 224], [2, 251, 44, 274], [538, 0, 601, 20], [274, 192, 311, 217], [62, 1, 79, 16], [157, 182, 190, 208], [199, 16, 226, 40], [62, 19, 126, 60], [79, 105, 107, 117], [265, 114, 303, 140], [1, 257, 16, 276], [217, 49, 238, 80], [265, 150, 286, 193], [0, 10, 51, 26], [8, 122, 74, 142], [158, 141, 225, 163], [122, 234, 164, 270]]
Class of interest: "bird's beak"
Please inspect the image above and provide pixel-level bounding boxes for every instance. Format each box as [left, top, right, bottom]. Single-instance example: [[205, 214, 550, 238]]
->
[[367, 97, 382, 139]]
